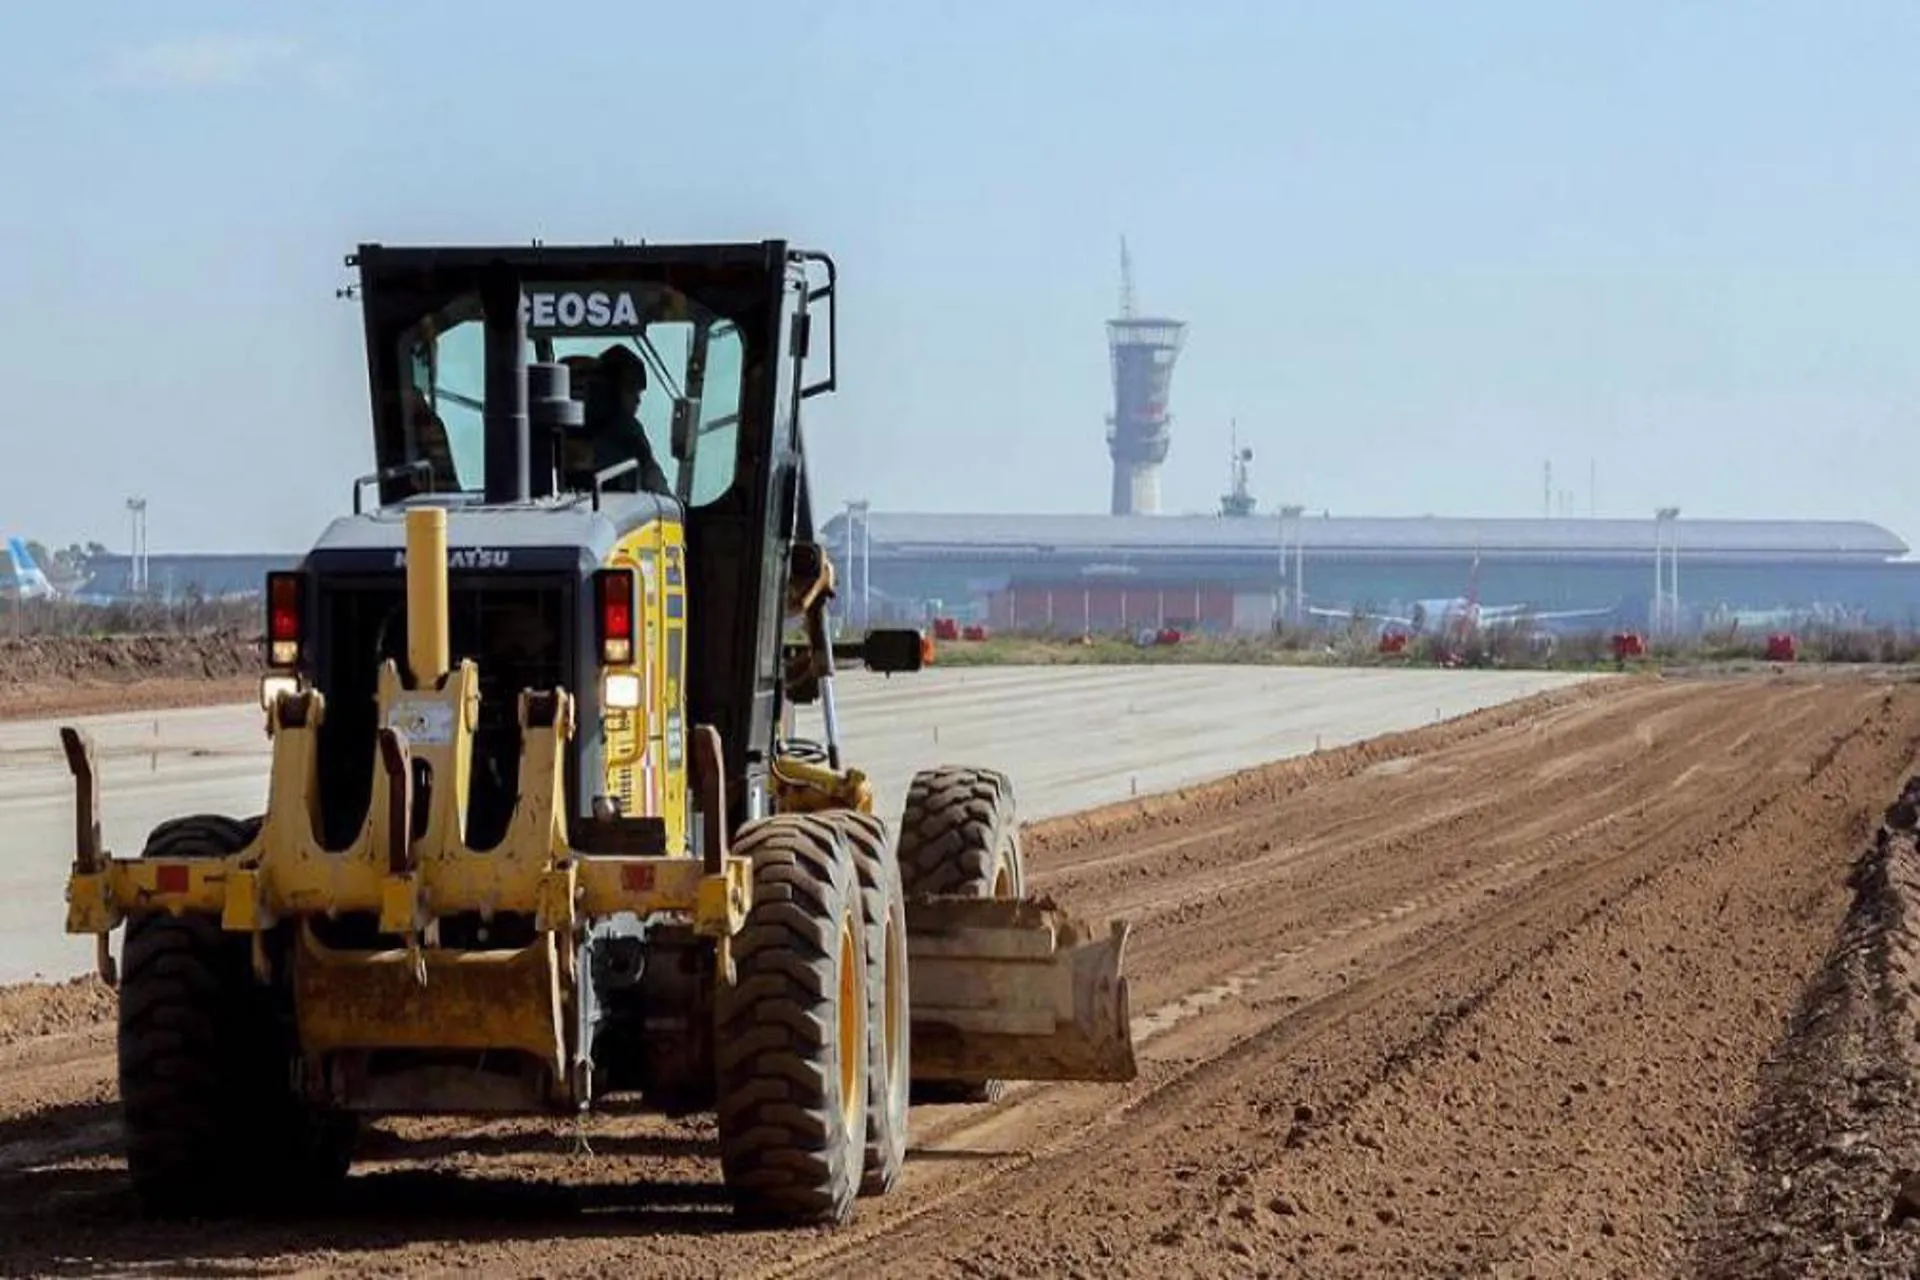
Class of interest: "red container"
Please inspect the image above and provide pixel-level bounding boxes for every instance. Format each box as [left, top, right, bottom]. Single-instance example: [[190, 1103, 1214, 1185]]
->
[[1612, 632, 1648, 660], [1764, 632, 1798, 662]]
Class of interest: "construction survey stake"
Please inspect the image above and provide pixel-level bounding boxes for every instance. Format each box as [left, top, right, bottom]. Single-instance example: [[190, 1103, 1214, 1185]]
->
[[521, 283, 653, 336]]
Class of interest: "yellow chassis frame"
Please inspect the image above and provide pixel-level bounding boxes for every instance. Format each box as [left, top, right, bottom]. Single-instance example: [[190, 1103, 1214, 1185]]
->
[[59, 508, 750, 1110], [63, 671, 749, 943]]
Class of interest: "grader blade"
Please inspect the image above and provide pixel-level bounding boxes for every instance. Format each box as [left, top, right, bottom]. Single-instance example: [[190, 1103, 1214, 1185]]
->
[[905, 895, 1136, 1084]]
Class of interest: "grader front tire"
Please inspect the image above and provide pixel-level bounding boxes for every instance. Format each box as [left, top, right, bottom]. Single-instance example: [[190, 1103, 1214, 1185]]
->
[[715, 814, 871, 1225], [897, 766, 1026, 1104], [118, 814, 356, 1215], [897, 766, 1027, 900]]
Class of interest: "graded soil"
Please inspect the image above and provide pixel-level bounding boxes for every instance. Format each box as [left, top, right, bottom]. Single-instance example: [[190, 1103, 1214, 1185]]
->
[[3, 672, 1919, 1277]]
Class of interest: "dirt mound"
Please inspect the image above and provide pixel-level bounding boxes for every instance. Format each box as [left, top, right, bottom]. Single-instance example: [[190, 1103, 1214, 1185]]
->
[[0, 629, 258, 719], [0, 977, 114, 1050], [0, 628, 258, 685], [1698, 777, 1920, 1277]]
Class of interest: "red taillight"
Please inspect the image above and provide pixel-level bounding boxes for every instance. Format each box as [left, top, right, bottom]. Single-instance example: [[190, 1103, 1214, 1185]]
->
[[595, 569, 638, 666], [155, 864, 190, 895], [265, 572, 303, 668]]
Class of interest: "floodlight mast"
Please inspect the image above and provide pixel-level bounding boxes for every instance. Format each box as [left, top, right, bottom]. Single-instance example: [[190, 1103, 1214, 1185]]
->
[[1653, 506, 1682, 636]]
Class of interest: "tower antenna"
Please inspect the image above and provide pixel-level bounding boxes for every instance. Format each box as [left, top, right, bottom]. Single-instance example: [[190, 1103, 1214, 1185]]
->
[[1219, 418, 1257, 517]]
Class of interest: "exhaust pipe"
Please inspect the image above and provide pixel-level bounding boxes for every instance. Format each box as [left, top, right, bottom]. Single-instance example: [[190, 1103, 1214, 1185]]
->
[[405, 507, 451, 689], [481, 265, 529, 506]]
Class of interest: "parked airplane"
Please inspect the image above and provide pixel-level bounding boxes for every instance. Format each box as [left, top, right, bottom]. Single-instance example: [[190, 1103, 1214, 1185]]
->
[[4, 538, 58, 601], [1307, 557, 1613, 637], [1309, 597, 1614, 636]]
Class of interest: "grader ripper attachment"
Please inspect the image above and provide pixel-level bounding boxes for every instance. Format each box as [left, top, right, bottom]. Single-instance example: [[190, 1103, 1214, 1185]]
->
[[58, 240, 1134, 1226]]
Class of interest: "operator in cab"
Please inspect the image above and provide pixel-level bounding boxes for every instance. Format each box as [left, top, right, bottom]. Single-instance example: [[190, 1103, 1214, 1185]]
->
[[582, 344, 672, 495]]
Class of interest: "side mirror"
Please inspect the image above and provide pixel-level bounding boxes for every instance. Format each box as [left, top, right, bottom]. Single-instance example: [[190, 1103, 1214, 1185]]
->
[[670, 396, 701, 462], [796, 251, 837, 400], [859, 629, 926, 674]]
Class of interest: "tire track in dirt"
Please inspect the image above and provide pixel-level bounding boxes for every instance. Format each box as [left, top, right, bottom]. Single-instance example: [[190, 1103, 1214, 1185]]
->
[[0, 686, 1614, 1157], [754, 681, 1900, 1279], [826, 681, 1729, 1170], [0, 674, 1911, 1278], [1027, 679, 1828, 1025]]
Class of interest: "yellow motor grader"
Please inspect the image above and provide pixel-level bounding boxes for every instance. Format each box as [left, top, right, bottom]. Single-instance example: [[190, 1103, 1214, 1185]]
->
[[57, 241, 1133, 1225]]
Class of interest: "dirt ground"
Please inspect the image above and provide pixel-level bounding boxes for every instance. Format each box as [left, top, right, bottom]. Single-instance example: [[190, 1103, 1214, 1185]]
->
[[6, 670, 1920, 1277], [0, 630, 257, 719]]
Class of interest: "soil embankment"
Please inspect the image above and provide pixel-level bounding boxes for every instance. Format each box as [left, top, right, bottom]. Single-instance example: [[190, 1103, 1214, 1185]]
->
[[0, 630, 257, 719]]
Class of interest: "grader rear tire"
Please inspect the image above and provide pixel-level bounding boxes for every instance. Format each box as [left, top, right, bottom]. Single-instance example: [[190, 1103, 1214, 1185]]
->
[[810, 809, 910, 1197], [716, 814, 871, 1224], [119, 814, 356, 1215], [896, 766, 1025, 1104]]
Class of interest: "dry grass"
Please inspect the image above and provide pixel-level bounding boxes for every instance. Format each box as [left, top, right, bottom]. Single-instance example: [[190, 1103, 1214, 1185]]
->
[[8, 595, 1913, 678], [0, 596, 258, 638], [928, 624, 1920, 673]]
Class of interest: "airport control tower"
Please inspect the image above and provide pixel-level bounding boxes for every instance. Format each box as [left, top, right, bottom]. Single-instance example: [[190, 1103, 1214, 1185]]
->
[[1106, 239, 1187, 515]]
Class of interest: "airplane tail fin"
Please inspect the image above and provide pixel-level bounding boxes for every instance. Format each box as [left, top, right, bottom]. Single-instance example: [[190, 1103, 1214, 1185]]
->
[[8, 538, 55, 597]]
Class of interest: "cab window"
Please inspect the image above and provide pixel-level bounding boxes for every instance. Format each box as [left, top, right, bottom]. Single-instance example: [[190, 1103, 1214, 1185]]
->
[[397, 284, 745, 507]]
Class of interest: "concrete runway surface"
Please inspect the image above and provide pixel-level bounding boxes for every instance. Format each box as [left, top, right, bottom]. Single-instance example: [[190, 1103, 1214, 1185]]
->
[[0, 665, 1595, 984]]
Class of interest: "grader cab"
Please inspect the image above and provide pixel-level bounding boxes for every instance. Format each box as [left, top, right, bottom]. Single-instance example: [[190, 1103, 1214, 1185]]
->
[[58, 241, 1134, 1225]]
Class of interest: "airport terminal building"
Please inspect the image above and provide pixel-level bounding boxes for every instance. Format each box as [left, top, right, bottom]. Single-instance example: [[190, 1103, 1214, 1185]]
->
[[26, 513, 1917, 638], [70, 553, 296, 603], [804, 261, 1920, 639], [820, 511, 1920, 636]]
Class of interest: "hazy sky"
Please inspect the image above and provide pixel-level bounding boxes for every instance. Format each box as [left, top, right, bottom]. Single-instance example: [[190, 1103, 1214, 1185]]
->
[[3, 2, 1918, 552]]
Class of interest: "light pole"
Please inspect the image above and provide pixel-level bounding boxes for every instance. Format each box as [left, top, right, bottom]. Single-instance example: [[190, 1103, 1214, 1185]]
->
[[1667, 508, 1680, 636], [1278, 504, 1306, 628], [126, 497, 149, 596], [1653, 506, 1681, 637], [843, 499, 871, 629], [839, 501, 856, 631]]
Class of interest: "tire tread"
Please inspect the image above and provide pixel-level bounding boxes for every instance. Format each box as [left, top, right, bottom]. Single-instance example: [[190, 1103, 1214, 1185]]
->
[[895, 768, 1023, 1104], [715, 815, 868, 1224], [118, 812, 353, 1215]]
